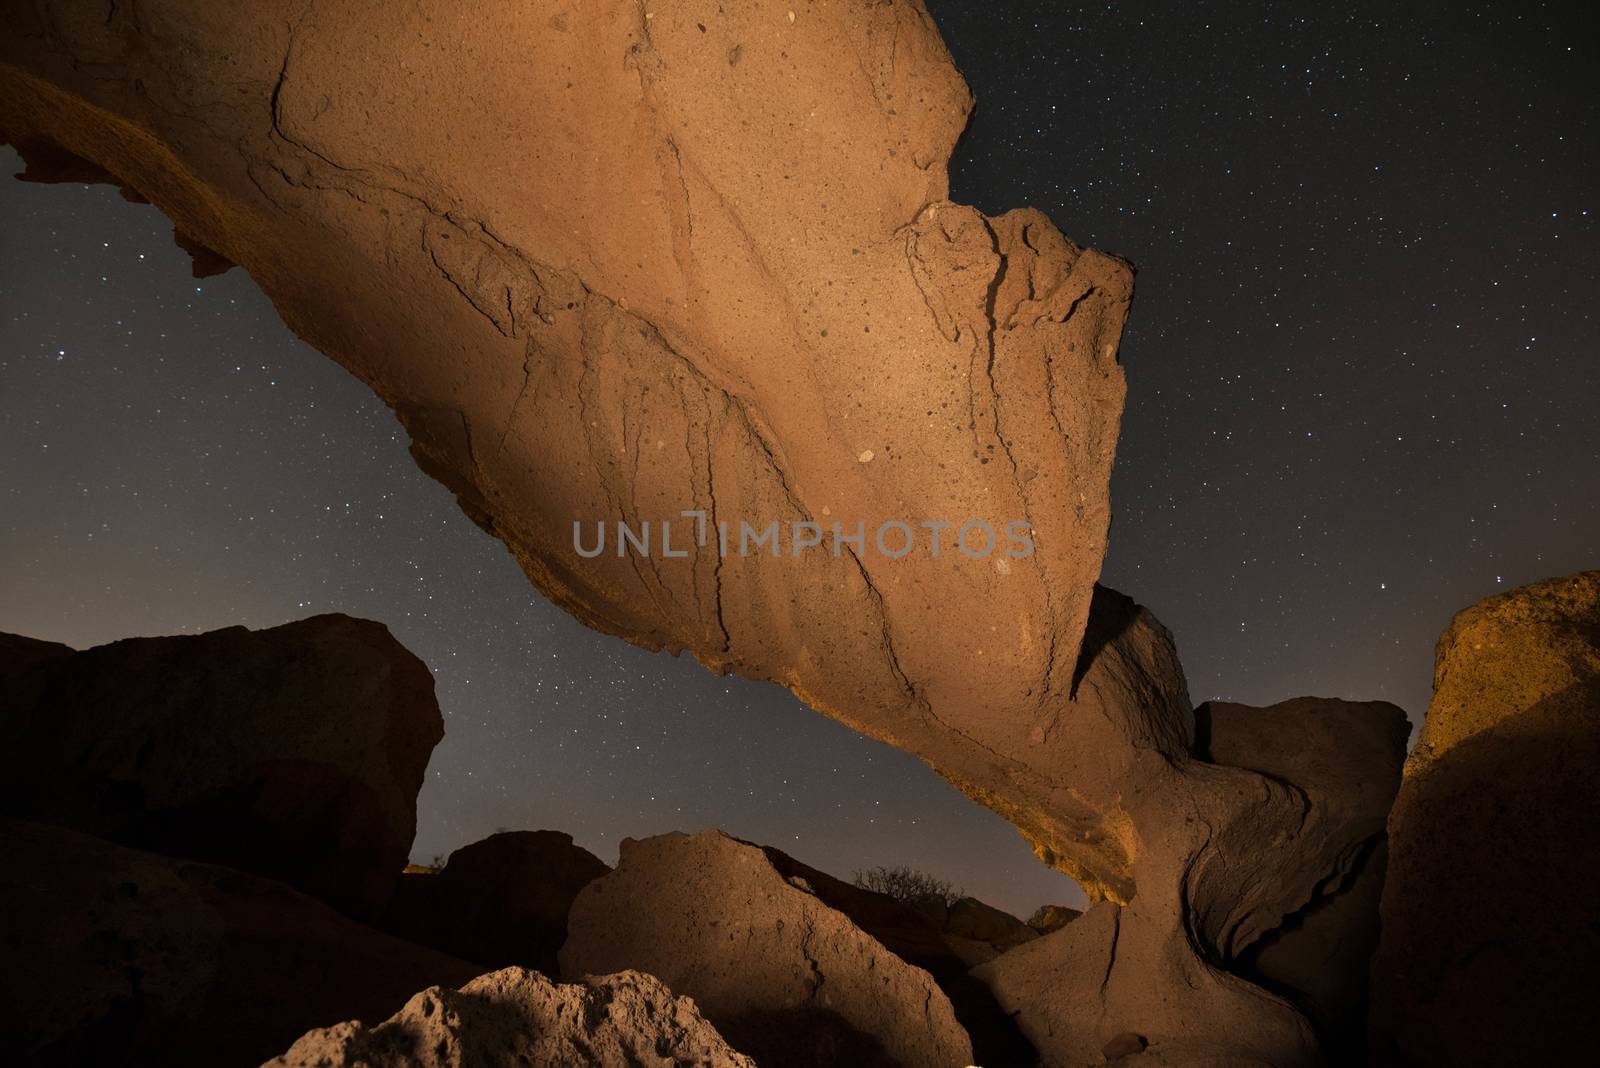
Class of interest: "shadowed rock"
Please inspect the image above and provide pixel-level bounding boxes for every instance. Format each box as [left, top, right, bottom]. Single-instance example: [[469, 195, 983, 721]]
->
[[380, 830, 609, 978], [946, 896, 1039, 957], [265, 966, 755, 1068], [1371, 570, 1600, 1066], [1026, 904, 1082, 935], [560, 830, 974, 1068], [754, 845, 1035, 1068], [755, 845, 966, 982], [0, 817, 481, 1068], [1199, 697, 1409, 1054], [972, 602, 1409, 1067], [0, 614, 443, 918]]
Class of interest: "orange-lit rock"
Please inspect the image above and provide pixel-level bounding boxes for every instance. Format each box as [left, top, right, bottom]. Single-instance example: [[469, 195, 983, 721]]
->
[[0, 6, 1420, 1061], [561, 830, 973, 1068], [1371, 570, 1600, 1066], [267, 966, 754, 1068], [0, 2, 1136, 897]]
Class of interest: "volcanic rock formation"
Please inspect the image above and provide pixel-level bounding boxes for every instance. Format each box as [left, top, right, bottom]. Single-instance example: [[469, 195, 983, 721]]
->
[[1198, 697, 1409, 1052], [0, 615, 443, 918], [971, 682, 1409, 1066], [560, 830, 974, 1068], [0, 816, 481, 1068], [1370, 570, 1600, 1066], [752, 845, 1037, 1066], [380, 829, 610, 978], [944, 896, 1040, 963], [0, 4, 1431, 1060], [754, 844, 969, 982], [1026, 904, 1082, 935], [266, 966, 755, 1068], [0, 0, 1137, 900]]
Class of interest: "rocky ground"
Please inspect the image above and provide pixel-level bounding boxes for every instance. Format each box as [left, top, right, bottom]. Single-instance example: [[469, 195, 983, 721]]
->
[[1, 571, 1595, 1066]]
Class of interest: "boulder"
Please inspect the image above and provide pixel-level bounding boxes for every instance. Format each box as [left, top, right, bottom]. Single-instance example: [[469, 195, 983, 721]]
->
[[1371, 571, 1600, 1066], [754, 846, 1035, 1068], [755, 846, 965, 983], [560, 830, 973, 1068], [1026, 905, 1082, 935], [265, 966, 755, 1068], [0, 816, 481, 1068], [0, 614, 443, 917], [1197, 697, 1409, 1052], [945, 896, 1038, 954], [0, 632, 72, 728], [0, 0, 1139, 906], [971, 602, 1409, 1068], [974, 901, 1317, 1068], [380, 830, 609, 978]]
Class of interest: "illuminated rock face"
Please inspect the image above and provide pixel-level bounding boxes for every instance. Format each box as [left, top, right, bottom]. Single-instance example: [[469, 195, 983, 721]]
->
[[561, 830, 974, 1068], [267, 966, 756, 1068], [0, 0, 1137, 897], [1, 5, 1409, 1061], [1372, 571, 1600, 1067]]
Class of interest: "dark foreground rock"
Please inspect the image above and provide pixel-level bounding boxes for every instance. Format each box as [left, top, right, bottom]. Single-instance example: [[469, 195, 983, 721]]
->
[[561, 830, 973, 1068], [265, 966, 755, 1068], [0, 614, 443, 917], [1198, 696, 1410, 1054], [943, 896, 1040, 966], [1371, 571, 1600, 1066], [0, 817, 480, 1068], [381, 830, 609, 978]]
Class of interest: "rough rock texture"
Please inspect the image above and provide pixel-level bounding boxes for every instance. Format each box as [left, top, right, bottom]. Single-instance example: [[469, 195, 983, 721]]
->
[[974, 900, 1316, 1068], [1199, 697, 1410, 1053], [0, 5, 1425, 1057], [560, 830, 973, 1068], [1026, 904, 1082, 935], [0, 816, 481, 1068], [381, 830, 610, 978], [755, 845, 1035, 1068], [0, 614, 443, 917], [1371, 571, 1600, 1066], [756, 845, 965, 982], [971, 611, 1411, 1068], [0, 0, 1142, 901], [266, 966, 755, 1068]]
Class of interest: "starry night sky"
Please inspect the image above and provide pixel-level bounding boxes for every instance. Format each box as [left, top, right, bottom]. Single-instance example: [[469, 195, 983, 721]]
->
[[1, 1, 1595, 918]]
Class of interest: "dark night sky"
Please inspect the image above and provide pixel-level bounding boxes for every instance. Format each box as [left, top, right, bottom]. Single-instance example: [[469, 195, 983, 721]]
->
[[2, 1, 1595, 918]]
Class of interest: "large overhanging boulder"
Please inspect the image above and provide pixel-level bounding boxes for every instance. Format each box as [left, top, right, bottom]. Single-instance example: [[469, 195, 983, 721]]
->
[[0, 0, 1140, 901]]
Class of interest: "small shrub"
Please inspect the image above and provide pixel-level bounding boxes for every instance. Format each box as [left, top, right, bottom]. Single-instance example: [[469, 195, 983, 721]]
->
[[852, 864, 964, 907]]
